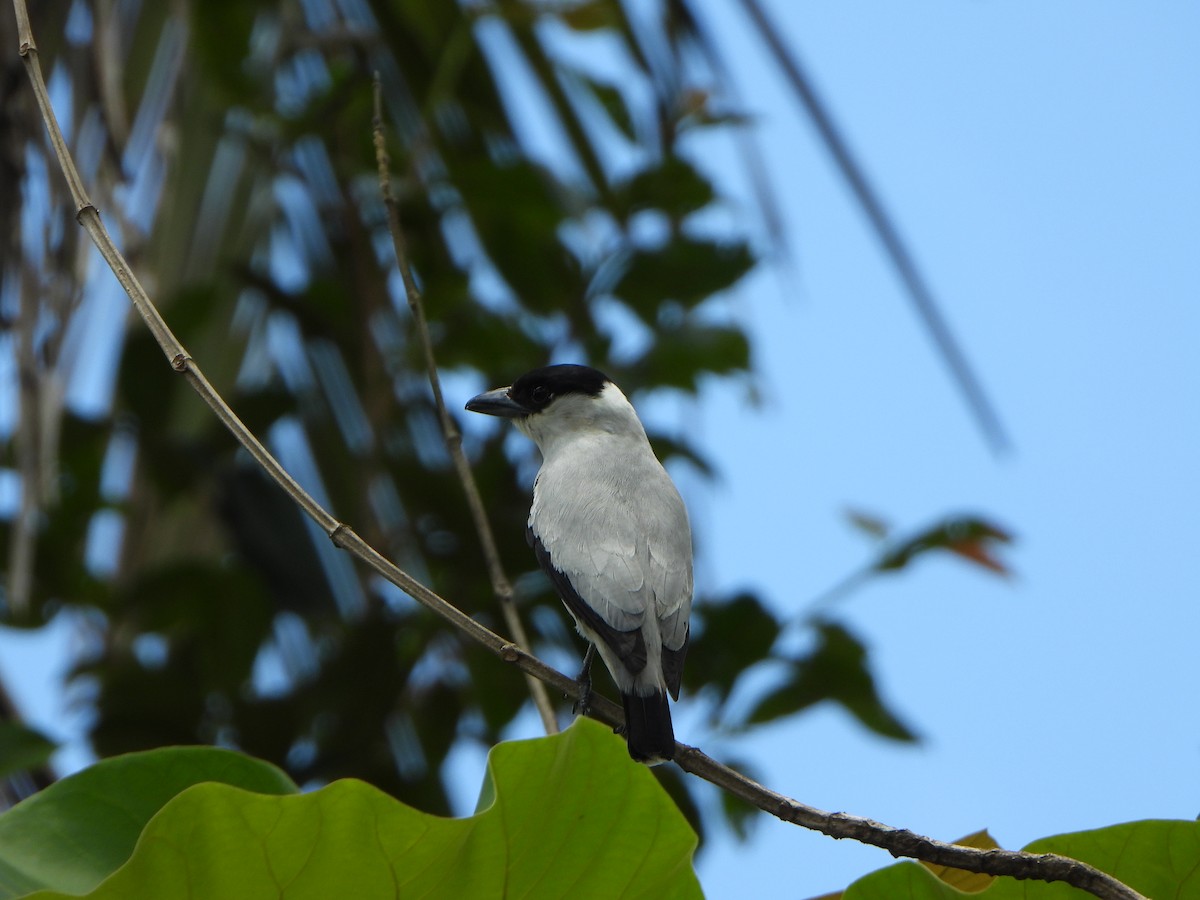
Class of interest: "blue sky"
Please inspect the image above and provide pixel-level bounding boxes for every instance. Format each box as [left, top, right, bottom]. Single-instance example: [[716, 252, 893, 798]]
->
[[2, 2, 1198, 897], [682, 2, 1200, 895]]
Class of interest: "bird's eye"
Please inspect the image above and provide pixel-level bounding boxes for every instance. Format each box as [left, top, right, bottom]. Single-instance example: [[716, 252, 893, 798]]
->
[[531, 385, 551, 405]]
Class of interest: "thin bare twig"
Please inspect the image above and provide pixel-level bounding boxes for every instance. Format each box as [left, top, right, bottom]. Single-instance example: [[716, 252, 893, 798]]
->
[[8, 264, 39, 615], [10, 7, 1146, 899], [370, 73, 558, 734]]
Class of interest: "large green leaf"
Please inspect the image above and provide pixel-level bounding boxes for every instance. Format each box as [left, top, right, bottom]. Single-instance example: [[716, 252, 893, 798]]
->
[[841, 820, 1200, 899], [17, 718, 699, 900], [1022, 820, 1200, 899], [0, 747, 296, 899]]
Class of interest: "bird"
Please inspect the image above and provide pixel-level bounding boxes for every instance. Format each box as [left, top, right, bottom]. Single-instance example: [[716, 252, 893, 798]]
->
[[465, 364, 692, 764]]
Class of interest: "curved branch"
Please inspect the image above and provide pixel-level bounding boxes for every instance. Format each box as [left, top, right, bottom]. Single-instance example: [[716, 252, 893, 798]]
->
[[10, 7, 1143, 899]]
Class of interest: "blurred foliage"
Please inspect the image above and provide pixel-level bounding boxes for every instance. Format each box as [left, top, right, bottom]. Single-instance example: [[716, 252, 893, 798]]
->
[[0, 0, 1010, 846], [0, 723, 56, 783]]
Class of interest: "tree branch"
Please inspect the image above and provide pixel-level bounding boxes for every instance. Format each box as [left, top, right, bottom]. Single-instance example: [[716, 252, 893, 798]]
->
[[369, 72, 558, 735], [10, 6, 1145, 899]]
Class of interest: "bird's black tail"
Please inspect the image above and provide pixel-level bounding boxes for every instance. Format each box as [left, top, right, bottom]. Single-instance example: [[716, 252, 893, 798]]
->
[[622, 691, 675, 764]]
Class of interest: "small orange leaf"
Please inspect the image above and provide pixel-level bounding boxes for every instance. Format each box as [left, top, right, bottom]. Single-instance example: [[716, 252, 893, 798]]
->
[[920, 829, 1000, 892], [875, 516, 1014, 578], [946, 538, 1010, 575]]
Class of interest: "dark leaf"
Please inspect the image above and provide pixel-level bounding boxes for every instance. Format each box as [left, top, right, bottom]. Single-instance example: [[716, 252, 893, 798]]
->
[[119, 561, 276, 692], [614, 156, 716, 221], [684, 593, 780, 704], [0, 723, 56, 780], [630, 321, 751, 392], [83, 655, 212, 756], [449, 158, 577, 313], [24, 415, 110, 618], [614, 238, 755, 317], [464, 635, 534, 737], [573, 75, 637, 141], [216, 465, 335, 617], [559, 0, 622, 31], [189, 0, 266, 105], [745, 622, 917, 742], [432, 306, 546, 375]]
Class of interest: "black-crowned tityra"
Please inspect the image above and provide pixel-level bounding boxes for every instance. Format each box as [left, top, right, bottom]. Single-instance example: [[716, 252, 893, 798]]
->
[[466, 364, 692, 764]]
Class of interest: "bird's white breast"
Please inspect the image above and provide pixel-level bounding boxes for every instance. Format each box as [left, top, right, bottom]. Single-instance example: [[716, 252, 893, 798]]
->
[[529, 425, 693, 662]]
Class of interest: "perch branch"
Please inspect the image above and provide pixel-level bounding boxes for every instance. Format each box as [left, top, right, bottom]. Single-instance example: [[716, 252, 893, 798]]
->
[[10, 7, 1144, 899]]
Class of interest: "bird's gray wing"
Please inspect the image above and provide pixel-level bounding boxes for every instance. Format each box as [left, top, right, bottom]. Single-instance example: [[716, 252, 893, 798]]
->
[[527, 455, 693, 685], [643, 498, 693, 699], [528, 524, 648, 674], [645, 507, 693, 648]]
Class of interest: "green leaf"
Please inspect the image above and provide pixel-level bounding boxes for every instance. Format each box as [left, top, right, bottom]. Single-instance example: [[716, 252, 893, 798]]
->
[[450, 158, 576, 313], [842, 862, 986, 900], [746, 623, 917, 742], [0, 724, 55, 781], [615, 238, 755, 315], [0, 746, 296, 899], [120, 562, 276, 691], [1023, 820, 1200, 899], [615, 156, 716, 220], [631, 321, 752, 392], [190, 5, 254, 97], [685, 593, 781, 704], [842, 820, 1200, 899], [20, 719, 699, 900], [574, 74, 637, 141]]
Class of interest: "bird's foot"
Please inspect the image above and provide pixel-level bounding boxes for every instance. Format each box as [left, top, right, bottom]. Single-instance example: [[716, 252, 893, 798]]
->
[[573, 676, 592, 717], [571, 644, 596, 716]]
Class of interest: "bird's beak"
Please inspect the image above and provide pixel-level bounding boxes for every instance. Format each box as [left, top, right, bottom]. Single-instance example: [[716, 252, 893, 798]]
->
[[465, 386, 529, 418]]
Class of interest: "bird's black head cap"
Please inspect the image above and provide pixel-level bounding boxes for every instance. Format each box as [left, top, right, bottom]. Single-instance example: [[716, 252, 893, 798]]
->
[[508, 364, 611, 413]]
